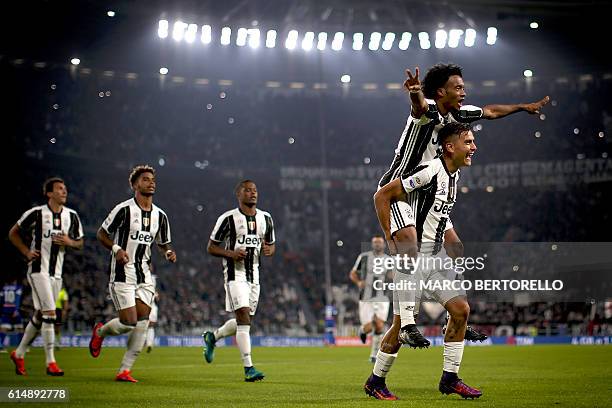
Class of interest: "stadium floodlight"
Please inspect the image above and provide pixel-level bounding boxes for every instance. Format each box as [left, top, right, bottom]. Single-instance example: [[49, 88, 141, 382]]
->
[[368, 32, 381, 50], [302, 31, 315, 51], [107, 10, 115, 17], [530, 21, 539, 29], [341, 74, 351, 83], [236, 27, 248, 46], [248, 28, 260, 48], [266, 30, 277, 48], [201, 25, 212, 44], [448, 29, 463, 48], [464, 28, 476, 47], [159, 67, 168, 75], [172, 21, 187, 42], [285, 30, 298, 50], [382, 32, 395, 50], [418, 32, 431, 49], [435, 29, 447, 48], [331, 32, 344, 51], [185, 24, 198, 43], [317, 32, 328, 50], [158, 20, 169, 39], [486, 27, 497, 45], [352, 33, 364, 50], [398, 32, 411, 50], [523, 69, 533, 78], [220, 27, 231, 45], [70, 58, 80, 66]]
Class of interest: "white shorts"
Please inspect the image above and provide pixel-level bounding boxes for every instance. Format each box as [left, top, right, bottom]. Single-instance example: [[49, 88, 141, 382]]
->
[[27, 273, 61, 312], [390, 200, 415, 235], [225, 281, 260, 316], [149, 302, 158, 323], [108, 282, 155, 311], [359, 301, 390, 325]]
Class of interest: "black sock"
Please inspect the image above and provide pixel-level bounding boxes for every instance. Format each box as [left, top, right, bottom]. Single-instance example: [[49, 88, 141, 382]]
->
[[401, 324, 417, 331], [441, 370, 458, 382], [370, 373, 385, 385]]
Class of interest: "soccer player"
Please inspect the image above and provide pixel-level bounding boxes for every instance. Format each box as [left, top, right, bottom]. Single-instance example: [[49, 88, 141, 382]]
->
[[349, 235, 393, 362], [144, 274, 159, 353], [202, 180, 275, 382], [54, 285, 69, 349], [379, 63, 549, 345], [7, 177, 84, 376], [0, 279, 24, 353], [365, 122, 482, 400], [88, 165, 176, 383]]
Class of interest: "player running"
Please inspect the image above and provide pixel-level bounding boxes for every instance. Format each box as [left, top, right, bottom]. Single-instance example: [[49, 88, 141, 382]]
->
[[8, 177, 84, 376], [202, 180, 276, 382], [379, 63, 549, 346], [1, 279, 24, 353], [349, 235, 393, 362], [88, 165, 176, 383], [365, 122, 482, 400]]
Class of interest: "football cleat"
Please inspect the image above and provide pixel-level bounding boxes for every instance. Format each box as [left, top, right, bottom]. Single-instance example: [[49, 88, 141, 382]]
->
[[244, 366, 265, 382], [464, 326, 488, 342], [398, 325, 430, 348], [369, 356, 376, 364], [364, 375, 399, 400], [359, 329, 367, 344], [439, 377, 482, 399], [202, 331, 216, 363], [46, 362, 64, 376], [10, 351, 27, 375], [89, 323, 104, 358], [146, 345, 152, 353], [115, 370, 138, 383]]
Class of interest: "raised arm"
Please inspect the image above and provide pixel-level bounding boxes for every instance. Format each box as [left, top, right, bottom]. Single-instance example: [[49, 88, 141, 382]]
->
[[404, 67, 428, 118], [482, 96, 550, 120]]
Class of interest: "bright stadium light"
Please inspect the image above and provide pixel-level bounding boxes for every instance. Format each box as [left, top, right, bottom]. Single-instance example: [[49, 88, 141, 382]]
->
[[418, 32, 431, 49], [285, 30, 298, 50], [158, 20, 169, 39], [331, 32, 344, 51], [172, 21, 187, 42], [201, 25, 212, 44], [448, 29, 463, 48], [266, 30, 277, 48], [248, 28, 260, 48], [220, 27, 231, 45], [464, 28, 476, 47], [236, 27, 248, 46], [107, 10, 115, 17], [352, 33, 364, 50], [369, 32, 381, 50], [486, 27, 497, 45], [70, 58, 80, 65], [341, 74, 351, 83], [302, 31, 315, 51], [435, 29, 448, 48], [382, 32, 395, 50], [523, 69, 533, 78], [159, 67, 168, 75], [398, 32, 411, 50], [185, 23, 198, 43], [530, 21, 539, 29], [317, 32, 328, 50]]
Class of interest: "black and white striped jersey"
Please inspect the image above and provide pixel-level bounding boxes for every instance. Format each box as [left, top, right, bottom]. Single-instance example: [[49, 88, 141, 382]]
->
[[210, 208, 275, 284], [101, 198, 171, 285], [401, 157, 458, 255], [353, 251, 393, 301], [378, 98, 482, 188], [17, 205, 84, 278]]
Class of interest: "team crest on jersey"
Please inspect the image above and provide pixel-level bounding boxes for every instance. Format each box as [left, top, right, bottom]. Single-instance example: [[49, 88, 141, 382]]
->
[[54, 218, 61, 227], [248, 220, 256, 231], [143, 217, 150, 227], [437, 181, 447, 195]]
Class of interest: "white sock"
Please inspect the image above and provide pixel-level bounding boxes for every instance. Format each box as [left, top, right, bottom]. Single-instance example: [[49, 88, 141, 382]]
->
[[15, 319, 40, 358], [41, 321, 56, 365], [145, 327, 155, 347], [399, 302, 416, 326], [98, 318, 135, 337], [370, 333, 382, 358], [119, 320, 148, 373], [236, 325, 252, 367], [214, 318, 237, 341], [443, 341, 465, 373], [372, 350, 397, 378]]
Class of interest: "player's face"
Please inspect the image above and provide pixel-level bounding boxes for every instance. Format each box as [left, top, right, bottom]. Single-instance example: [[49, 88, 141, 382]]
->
[[371, 237, 385, 253], [135, 172, 156, 196], [47, 182, 67, 205], [452, 131, 477, 167], [440, 75, 466, 111], [238, 182, 258, 207]]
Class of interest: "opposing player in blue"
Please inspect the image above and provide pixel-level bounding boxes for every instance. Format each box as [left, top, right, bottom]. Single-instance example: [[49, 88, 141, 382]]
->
[[0, 279, 24, 353]]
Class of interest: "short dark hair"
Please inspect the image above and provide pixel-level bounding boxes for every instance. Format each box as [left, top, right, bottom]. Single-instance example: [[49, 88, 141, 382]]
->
[[235, 179, 256, 194], [372, 234, 384, 240], [43, 177, 65, 197], [129, 165, 155, 187], [438, 122, 472, 150], [422, 63, 463, 99]]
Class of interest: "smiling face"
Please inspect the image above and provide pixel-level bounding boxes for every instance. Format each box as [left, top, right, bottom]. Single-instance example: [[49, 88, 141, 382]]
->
[[438, 75, 467, 111], [447, 130, 477, 168]]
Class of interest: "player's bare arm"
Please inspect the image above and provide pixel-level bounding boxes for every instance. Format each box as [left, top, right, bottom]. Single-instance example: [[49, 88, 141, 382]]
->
[[157, 243, 177, 263], [349, 269, 365, 289], [482, 95, 550, 119], [96, 227, 129, 265], [262, 243, 275, 257], [207, 239, 247, 261], [404, 67, 428, 118], [373, 178, 406, 245], [8, 224, 40, 262], [443, 228, 465, 259], [51, 232, 84, 250]]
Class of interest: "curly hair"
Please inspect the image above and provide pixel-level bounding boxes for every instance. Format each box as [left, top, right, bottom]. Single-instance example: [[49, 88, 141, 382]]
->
[[129, 165, 155, 187], [422, 63, 463, 99]]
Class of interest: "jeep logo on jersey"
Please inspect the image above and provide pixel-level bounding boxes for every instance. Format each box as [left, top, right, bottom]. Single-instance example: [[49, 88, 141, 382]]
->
[[237, 234, 261, 248], [433, 201, 453, 215], [43, 230, 64, 238], [129, 230, 154, 243]]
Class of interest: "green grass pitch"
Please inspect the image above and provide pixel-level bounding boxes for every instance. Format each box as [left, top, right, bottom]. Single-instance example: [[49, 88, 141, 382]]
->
[[1, 345, 610, 407]]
